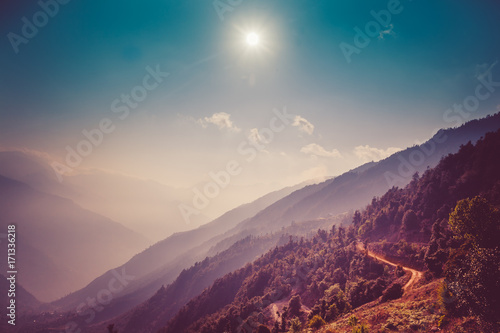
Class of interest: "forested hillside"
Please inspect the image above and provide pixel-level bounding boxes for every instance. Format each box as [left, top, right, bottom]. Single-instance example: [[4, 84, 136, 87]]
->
[[157, 129, 500, 333]]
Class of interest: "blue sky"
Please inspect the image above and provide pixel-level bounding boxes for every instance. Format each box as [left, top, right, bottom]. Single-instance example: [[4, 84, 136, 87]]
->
[[1, 0, 499, 201]]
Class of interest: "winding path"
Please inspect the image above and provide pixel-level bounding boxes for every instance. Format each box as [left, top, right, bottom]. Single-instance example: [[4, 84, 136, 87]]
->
[[356, 242, 423, 291]]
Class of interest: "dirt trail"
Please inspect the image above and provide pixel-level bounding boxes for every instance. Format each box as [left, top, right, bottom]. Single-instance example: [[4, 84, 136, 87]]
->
[[356, 242, 423, 291]]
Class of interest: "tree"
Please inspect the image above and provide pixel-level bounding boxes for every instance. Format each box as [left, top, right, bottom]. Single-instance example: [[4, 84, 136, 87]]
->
[[348, 315, 359, 327], [449, 196, 499, 248], [331, 269, 347, 287], [325, 303, 338, 321], [272, 321, 280, 333], [445, 197, 500, 329], [288, 295, 302, 317], [330, 224, 337, 237], [317, 229, 328, 242], [402, 210, 419, 231], [257, 324, 271, 333], [107, 324, 118, 333], [444, 246, 500, 328], [308, 315, 326, 329], [288, 317, 302, 333], [281, 306, 288, 332], [337, 226, 345, 247], [381, 283, 403, 302], [353, 210, 362, 226]]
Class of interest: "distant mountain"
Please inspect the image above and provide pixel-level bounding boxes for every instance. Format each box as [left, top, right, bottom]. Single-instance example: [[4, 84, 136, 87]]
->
[[230, 113, 500, 233], [20, 113, 500, 330], [49, 181, 308, 313], [90, 112, 500, 330], [0, 175, 149, 302], [0, 151, 210, 242]]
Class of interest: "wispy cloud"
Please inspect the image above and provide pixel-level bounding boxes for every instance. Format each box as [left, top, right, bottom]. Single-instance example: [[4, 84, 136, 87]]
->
[[198, 112, 241, 132], [248, 128, 262, 144], [353, 145, 401, 162], [292, 115, 314, 135], [378, 24, 395, 40], [300, 143, 342, 158], [247, 128, 270, 153], [301, 164, 330, 181]]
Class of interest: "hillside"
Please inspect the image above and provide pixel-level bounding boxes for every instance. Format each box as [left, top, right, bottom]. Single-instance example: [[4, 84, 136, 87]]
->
[[49, 181, 307, 313], [0, 151, 210, 242], [0, 175, 149, 302], [152, 129, 500, 333], [13, 114, 500, 331], [234, 113, 500, 234]]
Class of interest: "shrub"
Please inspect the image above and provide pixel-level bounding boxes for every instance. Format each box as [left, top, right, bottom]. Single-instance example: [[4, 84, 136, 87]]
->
[[257, 325, 271, 333], [308, 315, 326, 329], [352, 323, 369, 333], [402, 210, 419, 230], [288, 295, 302, 317], [381, 283, 403, 302], [288, 317, 302, 333], [348, 315, 359, 327], [437, 315, 448, 329]]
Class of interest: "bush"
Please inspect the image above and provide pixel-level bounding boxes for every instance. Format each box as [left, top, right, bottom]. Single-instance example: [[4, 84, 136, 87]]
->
[[352, 323, 369, 333], [348, 315, 359, 327], [288, 317, 301, 333], [381, 283, 403, 302], [308, 315, 326, 329], [402, 210, 419, 230], [438, 280, 456, 314], [437, 315, 448, 329], [325, 303, 338, 321], [288, 295, 302, 317], [257, 325, 271, 333]]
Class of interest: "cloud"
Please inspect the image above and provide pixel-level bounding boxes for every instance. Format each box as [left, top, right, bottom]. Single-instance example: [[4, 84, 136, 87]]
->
[[292, 115, 314, 135], [300, 143, 342, 158], [247, 128, 270, 153], [198, 112, 241, 132], [248, 128, 260, 142], [353, 145, 401, 162], [301, 164, 330, 181], [248, 128, 267, 145], [378, 24, 395, 40]]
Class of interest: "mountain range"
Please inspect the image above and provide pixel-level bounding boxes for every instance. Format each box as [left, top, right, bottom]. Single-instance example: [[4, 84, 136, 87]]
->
[[3, 113, 500, 332]]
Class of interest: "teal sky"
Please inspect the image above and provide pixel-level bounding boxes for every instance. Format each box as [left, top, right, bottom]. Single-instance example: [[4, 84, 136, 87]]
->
[[1, 0, 499, 202]]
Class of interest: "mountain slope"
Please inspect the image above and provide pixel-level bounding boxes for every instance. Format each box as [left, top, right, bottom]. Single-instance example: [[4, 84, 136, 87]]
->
[[154, 128, 500, 333], [20, 113, 500, 330], [50, 181, 307, 313], [0, 175, 149, 302], [233, 113, 500, 233], [0, 151, 210, 242]]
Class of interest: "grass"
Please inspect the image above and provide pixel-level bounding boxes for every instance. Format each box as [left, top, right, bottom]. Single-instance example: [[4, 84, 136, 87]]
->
[[303, 279, 485, 333]]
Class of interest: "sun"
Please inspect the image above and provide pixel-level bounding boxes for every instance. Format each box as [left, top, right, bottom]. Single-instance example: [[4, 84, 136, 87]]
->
[[246, 32, 260, 46]]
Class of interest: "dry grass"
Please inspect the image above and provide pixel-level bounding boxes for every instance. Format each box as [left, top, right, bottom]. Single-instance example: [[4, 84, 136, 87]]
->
[[304, 279, 485, 333]]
